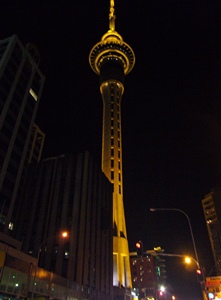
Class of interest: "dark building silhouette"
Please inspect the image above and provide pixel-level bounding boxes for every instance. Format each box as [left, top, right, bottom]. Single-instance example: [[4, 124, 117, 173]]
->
[[202, 188, 221, 275], [0, 34, 45, 235], [14, 152, 113, 299]]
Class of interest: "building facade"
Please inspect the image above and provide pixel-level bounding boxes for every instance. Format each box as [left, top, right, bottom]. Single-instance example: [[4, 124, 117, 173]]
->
[[89, 0, 135, 289], [0, 241, 108, 300], [130, 251, 167, 300], [202, 188, 221, 275], [0, 35, 45, 234], [13, 151, 113, 299]]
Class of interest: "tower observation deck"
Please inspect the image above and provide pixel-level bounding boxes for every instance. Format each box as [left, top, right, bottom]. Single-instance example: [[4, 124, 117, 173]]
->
[[89, 0, 135, 288]]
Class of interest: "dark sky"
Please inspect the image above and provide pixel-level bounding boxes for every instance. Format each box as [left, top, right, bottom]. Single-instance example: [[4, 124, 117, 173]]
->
[[2, 1, 221, 299]]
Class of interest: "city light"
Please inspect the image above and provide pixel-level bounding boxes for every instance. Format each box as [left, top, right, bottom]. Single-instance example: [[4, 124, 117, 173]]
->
[[185, 256, 191, 264], [62, 231, 68, 238], [136, 240, 143, 257], [160, 285, 165, 292]]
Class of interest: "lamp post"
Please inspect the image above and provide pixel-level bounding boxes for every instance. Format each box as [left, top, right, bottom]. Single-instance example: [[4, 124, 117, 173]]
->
[[151, 251, 205, 283], [152, 252, 199, 266], [150, 208, 200, 268], [37, 231, 68, 266], [31, 231, 68, 299]]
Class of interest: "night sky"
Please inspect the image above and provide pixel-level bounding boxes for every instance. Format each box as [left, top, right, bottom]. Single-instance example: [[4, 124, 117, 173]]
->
[[2, 1, 221, 299]]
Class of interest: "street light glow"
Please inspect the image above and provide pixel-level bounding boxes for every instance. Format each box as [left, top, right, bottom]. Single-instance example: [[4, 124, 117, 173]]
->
[[62, 231, 68, 238], [185, 256, 191, 264], [37, 230, 69, 265], [160, 285, 165, 292]]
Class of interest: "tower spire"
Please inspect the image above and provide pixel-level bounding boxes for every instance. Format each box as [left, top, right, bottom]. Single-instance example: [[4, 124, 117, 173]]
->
[[109, 0, 116, 31]]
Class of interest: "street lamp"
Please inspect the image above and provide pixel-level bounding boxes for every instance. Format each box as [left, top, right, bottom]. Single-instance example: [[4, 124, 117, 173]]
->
[[31, 231, 69, 299], [37, 230, 69, 266], [152, 252, 198, 266], [150, 207, 200, 268]]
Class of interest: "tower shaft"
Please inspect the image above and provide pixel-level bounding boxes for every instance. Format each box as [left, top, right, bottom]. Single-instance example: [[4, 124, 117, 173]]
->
[[100, 79, 131, 287], [101, 80, 126, 236]]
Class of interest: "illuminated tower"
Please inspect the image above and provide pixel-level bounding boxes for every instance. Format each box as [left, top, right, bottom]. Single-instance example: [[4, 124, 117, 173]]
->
[[89, 0, 135, 288]]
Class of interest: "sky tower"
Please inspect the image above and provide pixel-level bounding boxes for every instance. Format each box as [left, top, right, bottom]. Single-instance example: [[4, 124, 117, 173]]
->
[[89, 0, 135, 288]]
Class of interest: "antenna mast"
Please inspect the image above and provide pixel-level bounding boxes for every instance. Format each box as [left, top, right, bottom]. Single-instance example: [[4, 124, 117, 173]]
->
[[109, 0, 116, 31]]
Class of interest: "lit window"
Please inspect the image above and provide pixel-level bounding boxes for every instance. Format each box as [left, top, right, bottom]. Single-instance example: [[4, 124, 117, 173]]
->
[[8, 222, 13, 230], [29, 88, 38, 101]]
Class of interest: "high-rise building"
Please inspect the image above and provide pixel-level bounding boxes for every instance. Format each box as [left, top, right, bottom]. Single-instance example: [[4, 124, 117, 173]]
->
[[14, 151, 113, 299], [202, 188, 221, 275], [0, 35, 45, 234], [89, 0, 135, 289]]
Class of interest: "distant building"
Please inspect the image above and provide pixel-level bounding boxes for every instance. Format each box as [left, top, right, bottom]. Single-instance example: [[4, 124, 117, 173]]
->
[[0, 34, 45, 234], [202, 188, 221, 275], [130, 250, 167, 299], [14, 151, 113, 299]]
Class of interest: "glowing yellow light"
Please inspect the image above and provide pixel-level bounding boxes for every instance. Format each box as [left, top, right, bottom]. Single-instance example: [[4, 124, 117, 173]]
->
[[136, 242, 141, 249], [62, 231, 68, 238], [185, 256, 191, 264]]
